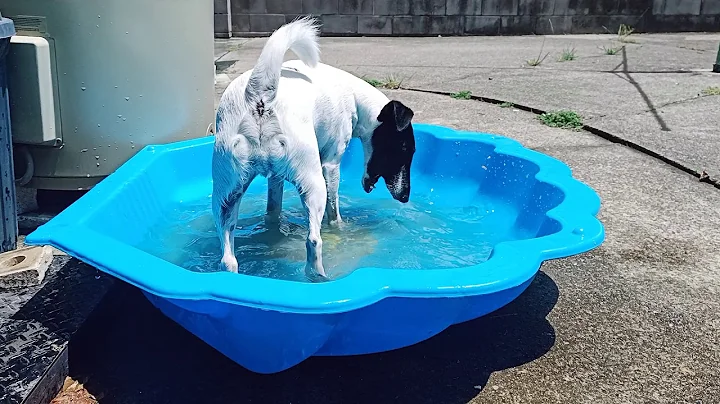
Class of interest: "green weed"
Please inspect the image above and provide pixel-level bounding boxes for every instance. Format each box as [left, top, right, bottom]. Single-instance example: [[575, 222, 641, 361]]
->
[[701, 86, 720, 96], [450, 90, 473, 100], [558, 47, 577, 62], [538, 110, 584, 130]]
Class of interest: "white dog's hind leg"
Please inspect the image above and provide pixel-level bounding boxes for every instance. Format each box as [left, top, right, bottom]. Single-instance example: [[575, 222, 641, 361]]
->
[[212, 185, 243, 273], [322, 163, 342, 226], [212, 149, 255, 273], [265, 176, 284, 223]]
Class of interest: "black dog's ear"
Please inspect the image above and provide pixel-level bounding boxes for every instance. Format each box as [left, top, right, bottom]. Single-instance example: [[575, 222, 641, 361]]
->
[[378, 100, 414, 132]]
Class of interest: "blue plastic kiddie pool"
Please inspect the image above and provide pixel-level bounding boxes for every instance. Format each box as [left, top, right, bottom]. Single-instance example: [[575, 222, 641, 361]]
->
[[26, 124, 604, 374]]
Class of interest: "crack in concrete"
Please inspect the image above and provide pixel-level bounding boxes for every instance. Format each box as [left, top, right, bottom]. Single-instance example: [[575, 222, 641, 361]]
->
[[343, 63, 707, 76], [584, 94, 711, 123], [650, 94, 711, 111], [402, 87, 720, 190], [533, 144, 615, 152], [213, 50, 232, 63]]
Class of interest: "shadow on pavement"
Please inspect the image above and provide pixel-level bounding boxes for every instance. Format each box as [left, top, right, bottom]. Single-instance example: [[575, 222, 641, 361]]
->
[[610, 46, 669, 132], [70, 271, 558, 404]]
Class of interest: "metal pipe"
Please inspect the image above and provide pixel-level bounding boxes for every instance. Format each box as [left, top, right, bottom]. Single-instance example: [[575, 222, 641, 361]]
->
[[0, 16, 17, 253]]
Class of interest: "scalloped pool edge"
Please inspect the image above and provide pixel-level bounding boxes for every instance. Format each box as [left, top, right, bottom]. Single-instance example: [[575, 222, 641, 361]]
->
[[25, 123, 605, 315]]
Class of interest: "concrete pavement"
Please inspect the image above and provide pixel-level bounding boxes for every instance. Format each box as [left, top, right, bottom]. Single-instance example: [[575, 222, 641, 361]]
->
[[218, 33, 720, 180], [65, 34, 720, 403]]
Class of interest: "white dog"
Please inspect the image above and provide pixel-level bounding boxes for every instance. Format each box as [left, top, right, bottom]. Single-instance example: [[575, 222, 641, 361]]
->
[[212, 17, 416, 279]]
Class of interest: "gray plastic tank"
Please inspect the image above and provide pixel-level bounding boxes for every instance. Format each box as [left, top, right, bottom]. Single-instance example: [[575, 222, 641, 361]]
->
[[0, 0, 215, 190]]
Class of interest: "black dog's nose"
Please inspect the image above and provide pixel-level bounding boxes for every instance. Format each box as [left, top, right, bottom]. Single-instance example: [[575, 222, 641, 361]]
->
[[397, 193, 409, 203]]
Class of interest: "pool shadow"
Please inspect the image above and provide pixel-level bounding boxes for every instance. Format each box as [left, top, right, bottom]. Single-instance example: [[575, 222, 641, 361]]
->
[[69, 271, 558, 404]]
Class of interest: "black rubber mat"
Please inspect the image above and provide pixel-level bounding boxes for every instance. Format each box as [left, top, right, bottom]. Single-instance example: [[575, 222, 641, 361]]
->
[[0, 256, 113, 404]]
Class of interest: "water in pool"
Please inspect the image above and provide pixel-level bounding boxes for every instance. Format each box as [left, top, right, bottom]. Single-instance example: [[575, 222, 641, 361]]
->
[[138, 179, 518, 282]]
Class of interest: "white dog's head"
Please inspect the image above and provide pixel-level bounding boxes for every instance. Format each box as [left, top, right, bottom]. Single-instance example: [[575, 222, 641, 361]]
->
[[362, 100, 415, 203]]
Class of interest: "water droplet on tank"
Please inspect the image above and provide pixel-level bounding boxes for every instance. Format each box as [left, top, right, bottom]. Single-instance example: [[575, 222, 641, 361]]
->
[[96, 25, 99, 28], [114, 86, 118, 89], [96, 163, 100, 167], [97, 124, 101, 127], [125, 32, 129, 34], [139, 94, 143, 97], [81, 87, 86, 91], [95, 155, 99, 159], [81, 148, 88, 152], [122, 117, 127, 121], [125, 97, 130, 101]]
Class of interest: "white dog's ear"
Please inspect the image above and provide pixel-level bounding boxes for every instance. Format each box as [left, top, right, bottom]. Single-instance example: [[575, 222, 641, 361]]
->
[[378, 100, 414, 132]]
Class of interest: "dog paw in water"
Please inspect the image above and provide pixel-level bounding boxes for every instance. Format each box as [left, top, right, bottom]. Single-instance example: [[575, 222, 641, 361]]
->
[[264, 213, 282, 225], [304, 270, 330, 283], [219, 258, 239, 274]]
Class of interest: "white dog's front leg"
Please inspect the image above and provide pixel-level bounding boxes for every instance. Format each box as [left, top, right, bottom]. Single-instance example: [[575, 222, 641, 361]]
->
[[322, 163, 342, 226], [296, 176, 328, 280]]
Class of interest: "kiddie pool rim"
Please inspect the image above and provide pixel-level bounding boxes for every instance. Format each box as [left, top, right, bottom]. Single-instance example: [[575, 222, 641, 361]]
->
[[25, 123, 605, 315]]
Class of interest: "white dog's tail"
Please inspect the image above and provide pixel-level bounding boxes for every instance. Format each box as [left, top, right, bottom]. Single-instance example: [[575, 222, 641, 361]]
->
[[245, 16, 320, 106]]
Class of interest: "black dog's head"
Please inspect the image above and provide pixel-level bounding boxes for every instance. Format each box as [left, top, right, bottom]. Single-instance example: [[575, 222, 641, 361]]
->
[[362, 100, 415, 203]]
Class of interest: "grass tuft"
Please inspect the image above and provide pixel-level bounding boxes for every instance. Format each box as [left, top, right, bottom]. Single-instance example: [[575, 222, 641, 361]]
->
[[618, 24, 636, 43], [558, 47, 577, 62], [527, 37, 549, 67], [527, 54, 549, 66], [538, 110, 584, 130], [499, 102, 515, 108], [701, 86, 720, 96], [600, 44, 624, 55], [363, 77, 384, 87], [359, 74, 404, 89], [381, 75, 403, 89], [450, 90, 473, 100]]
